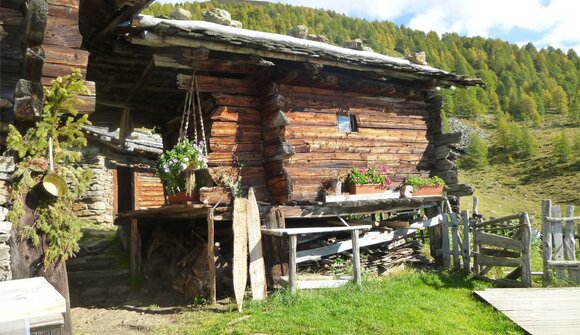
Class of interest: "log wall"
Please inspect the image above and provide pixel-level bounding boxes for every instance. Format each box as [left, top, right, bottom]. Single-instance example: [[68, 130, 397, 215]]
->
[[135, 169, 164, 209], [265, 83, 434, 203]]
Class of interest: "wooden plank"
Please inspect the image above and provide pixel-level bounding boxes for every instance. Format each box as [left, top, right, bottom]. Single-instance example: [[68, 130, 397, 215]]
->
[[476, 288, 580, 335], [475, 231, 523, 251], [461, 210, 471, 273], [246, 188, 267, 301], [262, 225, 373, 237], [0, 277, 65, 330], [520, 212, 532, 287], [542, 200, 553, 286], [476, 254, 521, 267], [564, 206, 576, 261], [295, 215, 441, 262], [130, 218, 141, 275], [207, 210, 216, 304], [288, 235, 297, 294], [551, 205, 566, 279], [233, 198, 248, 312], [442, 214, 450, 268], [352, 230, 361, 286], [451, 213, 460, 269]]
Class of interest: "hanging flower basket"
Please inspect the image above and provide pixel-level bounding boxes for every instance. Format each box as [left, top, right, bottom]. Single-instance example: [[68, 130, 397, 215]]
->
[[156, 139, 208, 200]]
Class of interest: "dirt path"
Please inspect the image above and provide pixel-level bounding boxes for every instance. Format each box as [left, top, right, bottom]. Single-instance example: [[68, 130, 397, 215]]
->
[[72, 306, 176, 335]]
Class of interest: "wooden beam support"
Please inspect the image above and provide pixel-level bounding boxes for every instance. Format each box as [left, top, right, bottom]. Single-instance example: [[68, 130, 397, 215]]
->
[[90, 1, 154, 46], [130, 218, 141, 275]]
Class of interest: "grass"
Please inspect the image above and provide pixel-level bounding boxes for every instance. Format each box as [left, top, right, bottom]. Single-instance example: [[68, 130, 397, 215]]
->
[[460, 115, 580, 227], [153, 268, 522, 335]]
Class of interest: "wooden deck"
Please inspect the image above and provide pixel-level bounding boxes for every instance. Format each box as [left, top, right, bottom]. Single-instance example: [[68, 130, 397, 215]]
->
[[475, 288, 580, 335]]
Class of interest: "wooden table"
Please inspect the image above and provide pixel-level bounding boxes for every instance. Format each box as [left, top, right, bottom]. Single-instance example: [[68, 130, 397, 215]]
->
[[261, 225, 372, 293], [0, 277, 66, 333]]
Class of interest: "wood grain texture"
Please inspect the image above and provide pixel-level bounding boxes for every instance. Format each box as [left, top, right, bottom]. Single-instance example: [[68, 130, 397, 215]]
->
[[233, 197, 248, 312], [246, 188, 267, 300]]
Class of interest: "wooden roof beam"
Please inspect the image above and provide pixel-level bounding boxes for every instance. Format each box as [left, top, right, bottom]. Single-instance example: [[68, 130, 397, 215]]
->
[[89, 0, 154, 47]]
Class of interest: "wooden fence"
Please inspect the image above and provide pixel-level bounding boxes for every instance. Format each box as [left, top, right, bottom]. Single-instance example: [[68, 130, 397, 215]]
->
[[542, 199, 580, 285], [442, 207, 532, 287]]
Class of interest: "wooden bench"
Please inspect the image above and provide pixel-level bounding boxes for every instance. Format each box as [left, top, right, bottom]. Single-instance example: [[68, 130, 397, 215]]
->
[[0, 277, 66, 334], [261, 225, 372, 293], [542, 200, 580, 285]]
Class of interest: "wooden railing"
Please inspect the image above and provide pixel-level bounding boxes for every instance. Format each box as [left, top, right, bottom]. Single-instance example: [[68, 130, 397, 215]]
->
[[442, 208, 532, 287], [541, 199, 579, 285]]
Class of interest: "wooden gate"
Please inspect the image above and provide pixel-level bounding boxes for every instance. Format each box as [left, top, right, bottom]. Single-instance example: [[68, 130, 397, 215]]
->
[[472, 213, 532, 287], [542, 199, 580, 285]]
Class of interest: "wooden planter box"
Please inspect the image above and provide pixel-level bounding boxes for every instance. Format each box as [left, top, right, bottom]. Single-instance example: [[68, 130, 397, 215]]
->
[[411, 185, 444, 196], [349, 183, 388, 195], [167, 191, 200, 204]]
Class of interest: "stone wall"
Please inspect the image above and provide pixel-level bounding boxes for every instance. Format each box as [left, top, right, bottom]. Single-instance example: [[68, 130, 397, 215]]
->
[[74, 144, 115, 225], [0, 156, 14, 281]]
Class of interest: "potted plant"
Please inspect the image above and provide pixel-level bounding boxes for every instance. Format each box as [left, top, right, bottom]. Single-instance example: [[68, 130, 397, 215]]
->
[[156, 139, 208, 204], [401, 176, 445, 196], [347, 166, 393, 195]]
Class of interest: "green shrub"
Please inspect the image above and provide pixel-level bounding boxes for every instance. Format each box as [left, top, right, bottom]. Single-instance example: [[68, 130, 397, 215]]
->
[[553, 131, 573, 163], [461, 133, 488, 169]]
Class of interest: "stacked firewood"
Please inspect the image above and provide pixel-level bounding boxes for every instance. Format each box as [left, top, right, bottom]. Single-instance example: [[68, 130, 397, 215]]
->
[[300, 239, 428, 276], [141, 226, 233, 299]]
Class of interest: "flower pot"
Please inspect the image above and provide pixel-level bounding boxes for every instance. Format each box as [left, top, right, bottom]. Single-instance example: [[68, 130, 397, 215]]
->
[[411, 185, 444, 196], [349, 183, 387, 195], [167, 191, 200, 205]]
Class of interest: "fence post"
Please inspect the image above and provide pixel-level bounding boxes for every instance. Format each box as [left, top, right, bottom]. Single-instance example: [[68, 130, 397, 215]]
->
[[520, 212, 532, 287], [564, 206, 576, 261], [551, 205, 565, 280], [472, 196, 479, 217], [442, 214, 450, 268], [542, 199, 552, 286], [461, 210, 471, 273], [451, 213, 460, 269]]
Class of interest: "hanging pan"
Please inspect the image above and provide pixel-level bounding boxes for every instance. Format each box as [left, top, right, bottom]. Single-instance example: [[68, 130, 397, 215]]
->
[[42, 137, 68, 197]]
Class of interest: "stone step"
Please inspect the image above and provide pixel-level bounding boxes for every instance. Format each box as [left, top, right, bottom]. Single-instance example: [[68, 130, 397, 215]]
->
[[68, 268, 130, 286]]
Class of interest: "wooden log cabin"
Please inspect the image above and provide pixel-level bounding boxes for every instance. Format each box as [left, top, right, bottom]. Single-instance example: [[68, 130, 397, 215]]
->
[[1, 0, 484, 302]]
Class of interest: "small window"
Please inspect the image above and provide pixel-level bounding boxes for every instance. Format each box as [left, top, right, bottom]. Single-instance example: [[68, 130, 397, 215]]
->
[[337, 114, 358, 133]]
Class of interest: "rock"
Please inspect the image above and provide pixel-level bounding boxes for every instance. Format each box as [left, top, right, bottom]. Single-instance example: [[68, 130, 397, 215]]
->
[[230, 20, 242, 28], [202, 8, 232, 26], [406, 51, 427, 65], [287, 25, 308, 39], [0, 157, 15, 173], [433, 145, 450, 160], [0, 181, 9, 197], [0, 207, 7, 221], [0, 221, 11, 234], [0, 98, 13, 110], [88, 201, 108, 210], [0, 195, 6, 205], [434, 159, 456, 171], [0, 244, 9, 262], [343, 38, 364, 50], [430, 170, 458, 184], [0, 173, 11, 181], [169, 8, 192, 20], [446, 184, 474, 197], [306, 34, 329, 43], [362, 46, 374, 53], [434, 132, 462, 145]]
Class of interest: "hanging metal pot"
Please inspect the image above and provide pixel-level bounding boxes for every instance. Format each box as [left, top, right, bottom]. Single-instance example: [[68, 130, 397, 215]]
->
[[42, 137, 68, 197]]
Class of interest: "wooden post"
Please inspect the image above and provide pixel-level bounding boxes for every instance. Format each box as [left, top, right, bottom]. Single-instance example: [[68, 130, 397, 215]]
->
[[520, 212, 532, 287], [207, 210, 216, 304], [264, 208, 288, 288], [351, 229, 361, 286], [246, 188, 267, 300], [551, 205, 565, 279], [426, 206, 443, 266], [542, 199, 552, 286], [461, 210, 471, 273], [564, 206, 576, 261], [233, 198, 248, 312], [130, 218, 141, 275], [564, 206, 579, 283], [288, 235, 297, 294], [451, 213, 460, 269], [442, 214, 450, 268], [473, 196, 479, 217]]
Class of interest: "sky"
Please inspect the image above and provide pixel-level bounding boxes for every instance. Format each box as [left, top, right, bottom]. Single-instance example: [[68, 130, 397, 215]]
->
[[154, 0, 580, 52]]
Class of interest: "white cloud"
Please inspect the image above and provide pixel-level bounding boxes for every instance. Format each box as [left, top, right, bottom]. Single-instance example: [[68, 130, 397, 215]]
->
[[154, 0, 580, 51]]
